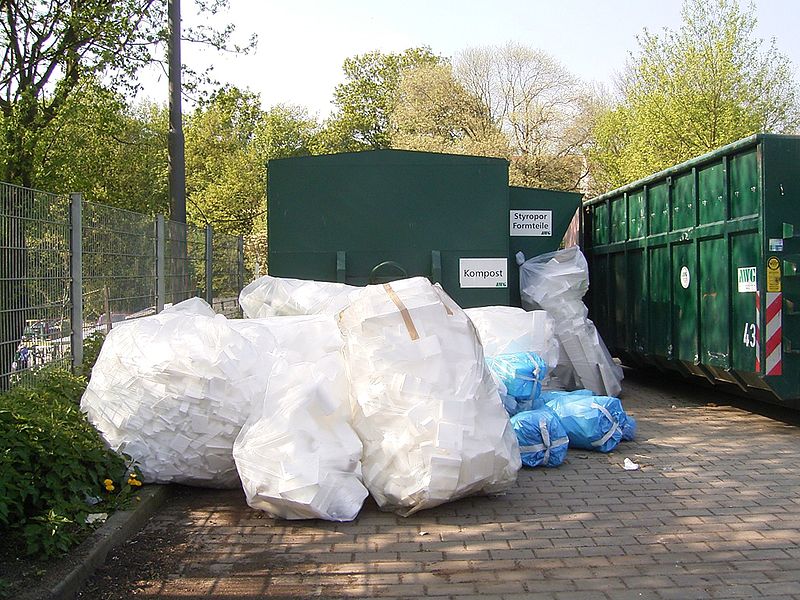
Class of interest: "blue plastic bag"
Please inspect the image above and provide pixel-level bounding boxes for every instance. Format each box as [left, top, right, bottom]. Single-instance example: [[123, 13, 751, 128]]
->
[[486, 352, 548, 415], [545, 394, 632, 453], [510, 408, 569, 468], [539, 389, 594, 404]]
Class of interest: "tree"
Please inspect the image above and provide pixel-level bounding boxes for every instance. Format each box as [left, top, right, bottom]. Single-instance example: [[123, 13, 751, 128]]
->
[[0, 0, 253, 188], [323, 47, 441, 152], [589, 0, 800, 190], [455, 43, 590, 190], [34, 80, 169, 214], [184, 87, 322, 278], [390, 63, 509, 158], [184, 86, 266, 237]]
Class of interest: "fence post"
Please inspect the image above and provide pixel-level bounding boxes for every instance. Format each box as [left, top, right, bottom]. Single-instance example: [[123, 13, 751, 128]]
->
[[156, 214, 166, 312], [70, 193, 83, 370], [237, 235, 244, 294], [205, 224, 213, 305]]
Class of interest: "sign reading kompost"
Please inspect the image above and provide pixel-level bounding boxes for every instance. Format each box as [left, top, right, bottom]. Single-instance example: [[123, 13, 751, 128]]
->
[[459, 258, 508, 288], [510, 210, 552, 236]]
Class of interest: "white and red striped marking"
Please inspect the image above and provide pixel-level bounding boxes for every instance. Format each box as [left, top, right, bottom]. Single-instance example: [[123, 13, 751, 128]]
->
[[755, 291, 761, 372], [764, 292, 783, 376]]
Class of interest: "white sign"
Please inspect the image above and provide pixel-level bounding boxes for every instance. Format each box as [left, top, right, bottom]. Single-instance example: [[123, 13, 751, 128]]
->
[[769, 238, 784, 252], [737, 267, 757, 292], [510, 210, 552, 237], [680, 266, 691, 289], [459, 258, 508, 288]]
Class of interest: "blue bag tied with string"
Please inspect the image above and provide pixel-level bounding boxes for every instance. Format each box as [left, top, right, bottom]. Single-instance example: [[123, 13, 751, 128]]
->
[[486, 352, 548, 415], [545, 393, 634, 453], [510, 408, 569, 468]]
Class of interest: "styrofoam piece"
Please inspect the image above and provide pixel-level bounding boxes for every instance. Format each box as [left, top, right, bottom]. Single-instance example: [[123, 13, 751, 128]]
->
[[81, 300, 275, 488], [337, 277, 521, 516], [520, 247, 623, 396], [233, 315, 368, 521], [239, 275, 358, 318]]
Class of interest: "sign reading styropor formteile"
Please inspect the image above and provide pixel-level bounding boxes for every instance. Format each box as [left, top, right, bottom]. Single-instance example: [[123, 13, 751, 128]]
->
[[510, 210, 552, 236], [459, 258, 508, 288]]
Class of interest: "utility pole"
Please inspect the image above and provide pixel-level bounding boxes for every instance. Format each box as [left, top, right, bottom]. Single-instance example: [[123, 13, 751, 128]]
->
[[168, 0, 186, 224]]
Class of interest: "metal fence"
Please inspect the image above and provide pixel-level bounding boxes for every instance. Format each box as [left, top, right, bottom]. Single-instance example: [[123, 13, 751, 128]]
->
[[0, 184, 71, 387], [0, 183, 245, 387]]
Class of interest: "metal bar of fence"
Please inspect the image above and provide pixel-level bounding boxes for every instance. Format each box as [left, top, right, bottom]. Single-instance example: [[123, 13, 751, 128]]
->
[[205, 225, 213, 305], [70, 193, 83, 369], [156, 215, 165, 312]]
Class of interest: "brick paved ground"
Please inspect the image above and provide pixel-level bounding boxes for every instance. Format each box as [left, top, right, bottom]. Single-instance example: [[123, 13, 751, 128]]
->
[[79, 372, 800, 599]]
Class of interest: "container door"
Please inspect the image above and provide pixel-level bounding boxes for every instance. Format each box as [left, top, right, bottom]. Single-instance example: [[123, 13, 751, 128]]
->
[[731, 232, 761, 372], [672, 243, 698, 363], [698, 237, 729, 367]]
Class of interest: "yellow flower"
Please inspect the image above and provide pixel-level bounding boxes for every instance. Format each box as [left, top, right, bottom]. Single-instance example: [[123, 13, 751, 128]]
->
[[105, 483, 115, 492], [127, 477, 142, 487], [128, 473, 138, 479], [103, 478, 113, 486]]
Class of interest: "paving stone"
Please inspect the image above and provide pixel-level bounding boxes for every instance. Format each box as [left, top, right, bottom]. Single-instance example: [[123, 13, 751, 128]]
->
[[77, 374, 800, 599]]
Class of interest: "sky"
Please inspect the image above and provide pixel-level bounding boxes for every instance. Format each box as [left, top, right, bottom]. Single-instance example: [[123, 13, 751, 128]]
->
[[140, 0, 800, 119]]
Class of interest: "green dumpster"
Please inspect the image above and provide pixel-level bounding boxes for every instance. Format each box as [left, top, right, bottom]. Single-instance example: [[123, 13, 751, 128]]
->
[[584, 133, 800, 406], [267, 149, 578, 308]]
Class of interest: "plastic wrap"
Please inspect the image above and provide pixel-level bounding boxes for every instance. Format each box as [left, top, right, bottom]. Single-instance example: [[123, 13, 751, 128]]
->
[[544, 392, 633, 453], [510, 408, 569, 468], [239, 275, 358, 318], [520, 247, 623, 396], [81, 300, 274, 488], [337, 277, 521, 516], [464, 306, 559, 370], [162, 296, 217, 317], [233, 315, 368, 521]]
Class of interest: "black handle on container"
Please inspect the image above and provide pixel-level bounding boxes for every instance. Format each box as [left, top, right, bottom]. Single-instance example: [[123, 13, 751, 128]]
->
[[368, 261, 408, 284]]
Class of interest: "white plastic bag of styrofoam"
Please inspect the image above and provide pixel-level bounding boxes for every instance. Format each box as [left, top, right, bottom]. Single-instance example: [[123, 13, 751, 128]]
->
[[337, 277, 521, 516], [233, 315, 368, 521], [465, 306, 559, 370], [80, 299, 274, 488], [520, 247, 623, 397], [239, 275, 358, 318], [162, 296, 216, 317]]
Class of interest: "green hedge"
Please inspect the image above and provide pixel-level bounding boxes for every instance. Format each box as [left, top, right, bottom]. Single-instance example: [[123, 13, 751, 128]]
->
[[0, 365, 129, 557]]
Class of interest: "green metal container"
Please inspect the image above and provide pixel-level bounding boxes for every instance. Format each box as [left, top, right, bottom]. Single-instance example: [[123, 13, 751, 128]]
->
[[267, 149, 579, 308], [268, 149, 511, 308], [508, 186, 581, 306], [584, 134, 800, 406]]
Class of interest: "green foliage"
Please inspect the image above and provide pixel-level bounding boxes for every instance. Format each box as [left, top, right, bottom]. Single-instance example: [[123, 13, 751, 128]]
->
[[33, 79, 169, 214], [78, 332, 107, 381], [0, 368, 127, 557], [0, 0, 253, 187], [391, 63, 508, 159], [589, 0, 800, 190], [325, 47, 442, 151]]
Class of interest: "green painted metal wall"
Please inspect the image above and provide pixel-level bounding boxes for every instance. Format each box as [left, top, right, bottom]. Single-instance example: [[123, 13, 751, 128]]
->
[[584, 134, 800, 406], [508, 187, 582, 306], [267, 149, 512, 308]]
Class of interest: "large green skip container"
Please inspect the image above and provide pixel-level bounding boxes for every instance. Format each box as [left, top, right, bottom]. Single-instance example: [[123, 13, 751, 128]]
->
[[267, 149, 580, 308], [584, 134, 800, 406]]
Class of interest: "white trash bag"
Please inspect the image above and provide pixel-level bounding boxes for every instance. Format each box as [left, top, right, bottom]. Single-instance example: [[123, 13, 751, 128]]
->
[[465, 305, 559, 370], [239, 275, 358, 318], [233, 315, 368, 521], [81, 298, 274, 488], [337, 277, 521, 516], [520, 247, 623, 397]]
